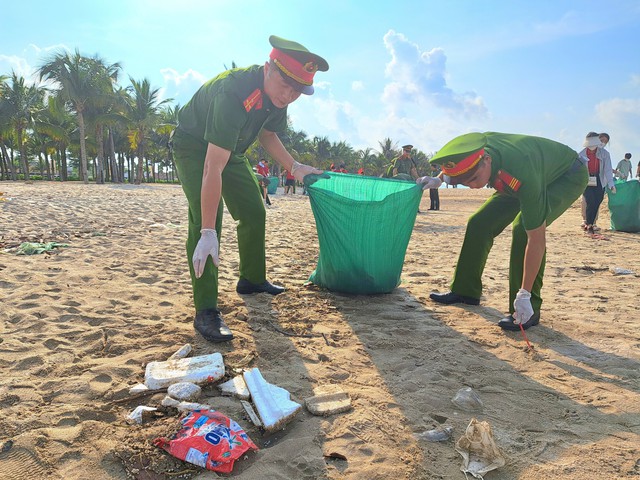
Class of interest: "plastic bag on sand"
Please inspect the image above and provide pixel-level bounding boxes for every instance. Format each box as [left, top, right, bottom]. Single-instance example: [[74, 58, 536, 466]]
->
[[455, 418, 506, 479], [154, 410, 258, 473]]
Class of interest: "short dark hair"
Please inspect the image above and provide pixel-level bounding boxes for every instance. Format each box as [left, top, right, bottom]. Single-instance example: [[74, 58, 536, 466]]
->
[[599, 132, 610, 141], [625, 153, 632, 159]]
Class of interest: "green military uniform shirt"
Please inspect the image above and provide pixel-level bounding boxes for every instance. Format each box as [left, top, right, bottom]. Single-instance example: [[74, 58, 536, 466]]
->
[[177, 65, 287, 153], [484, 132, 579, 231]]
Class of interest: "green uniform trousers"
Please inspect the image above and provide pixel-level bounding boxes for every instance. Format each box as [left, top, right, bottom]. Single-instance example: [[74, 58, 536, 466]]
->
[[172, 129, 266, 311], [451, 161, 587, 314]]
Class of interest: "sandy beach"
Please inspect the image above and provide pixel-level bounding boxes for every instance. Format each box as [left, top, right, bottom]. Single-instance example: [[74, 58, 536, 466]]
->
[[0, 180, 638, 480]]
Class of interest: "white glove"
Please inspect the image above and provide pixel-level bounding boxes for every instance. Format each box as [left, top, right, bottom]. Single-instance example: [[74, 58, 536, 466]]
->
[[513, 288, 534, 325], [610, 186, 617, 194], [192, 229, 219, 278], [291, 161, 323, 183], [416, 176, 443, 190]]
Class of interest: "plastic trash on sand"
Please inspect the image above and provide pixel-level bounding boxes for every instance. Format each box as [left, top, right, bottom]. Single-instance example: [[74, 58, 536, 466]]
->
[[451, 387, 484, 412], [154, 409, 258, 473], [144, 352, 224, 389], [126, 406, 157, 424], [243, 368, 302, 432], [455, 418, 506, 479]]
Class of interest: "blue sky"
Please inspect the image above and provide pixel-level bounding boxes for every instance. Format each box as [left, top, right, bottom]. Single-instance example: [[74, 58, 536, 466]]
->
[[2, 0, 640, 172]]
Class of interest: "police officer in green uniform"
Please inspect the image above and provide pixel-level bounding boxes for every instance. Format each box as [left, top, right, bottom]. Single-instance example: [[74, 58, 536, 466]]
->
[[388, 144, 418, 180], [416, 132, 588, 330], [172, 35, 328, 342]]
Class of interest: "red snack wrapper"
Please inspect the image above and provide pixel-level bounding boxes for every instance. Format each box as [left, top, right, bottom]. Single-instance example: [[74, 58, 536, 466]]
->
[[154, 409, 258, 473]]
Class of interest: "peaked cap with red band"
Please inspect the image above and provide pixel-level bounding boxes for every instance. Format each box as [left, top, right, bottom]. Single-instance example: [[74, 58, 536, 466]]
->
[[430, 132, 488, 177], [269, 35, 329, 95]]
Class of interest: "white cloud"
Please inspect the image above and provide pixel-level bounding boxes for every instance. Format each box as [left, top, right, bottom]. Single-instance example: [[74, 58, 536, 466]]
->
[[630, 74, 640, 87], [0, 55, 36, 80], [352, 80, 364, 91], [381, 30, 488, 118], [160, 67, 207, 105], [595, 97, 640, 155]]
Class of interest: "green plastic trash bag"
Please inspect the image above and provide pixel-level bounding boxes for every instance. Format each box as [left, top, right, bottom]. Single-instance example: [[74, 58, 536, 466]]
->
[[306, 172, 422, 294], [267, 176, 279, 194], [608, 180, 640, 232]]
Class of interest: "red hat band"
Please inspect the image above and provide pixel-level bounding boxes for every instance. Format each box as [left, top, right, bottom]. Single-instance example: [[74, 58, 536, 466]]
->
[[269, 48, 317, 86], [442, 148, 484, 176]]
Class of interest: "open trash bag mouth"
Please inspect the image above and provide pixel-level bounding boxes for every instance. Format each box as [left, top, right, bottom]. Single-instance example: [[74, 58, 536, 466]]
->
[[305, 172, 422, 294]]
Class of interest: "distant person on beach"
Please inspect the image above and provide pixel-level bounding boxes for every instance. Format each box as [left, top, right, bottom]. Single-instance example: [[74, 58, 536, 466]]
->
[[171, 35, 327, 343], [581, 132, 612, 230], [579, 132, 615, 234], [388, 144, 418, 180], [283, 169, 296, 194], [614, 153, 633, 181], [428, 163, 441, 211], [416, 132, 588, 331], [256, 158, 272, 205]]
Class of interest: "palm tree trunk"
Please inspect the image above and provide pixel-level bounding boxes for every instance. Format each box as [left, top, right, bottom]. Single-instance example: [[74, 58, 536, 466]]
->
[[135, 146, 144, 185], [17, 127, 30, 181], [0, 149, 6, 180], [108, 128, 120, 183], [77, 108, 88, 183], [96, 124, 105, 184], [60, 147, 68, 181]]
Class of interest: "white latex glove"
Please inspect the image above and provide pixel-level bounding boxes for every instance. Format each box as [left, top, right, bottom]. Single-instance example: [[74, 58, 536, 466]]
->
[[291, 161, 323, 183], [192, 229, 219, 278], [416, 176, 443, 190], [513, 288, 534, 325]]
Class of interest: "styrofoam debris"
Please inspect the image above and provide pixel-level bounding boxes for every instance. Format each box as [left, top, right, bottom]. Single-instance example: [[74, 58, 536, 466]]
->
[[611, 267, 635, 275], [243, 368, 301, 432], [167, 382, 202, 401], [144, 352, 224, 389], [304, 386, 351, 416], [218, 376, 250, 400], [168, 343, 192, 360], [161, 396, 212, 412], [126, 405, 157, 424], [240, 400, 262, 427], [129, 383, 149, 394]]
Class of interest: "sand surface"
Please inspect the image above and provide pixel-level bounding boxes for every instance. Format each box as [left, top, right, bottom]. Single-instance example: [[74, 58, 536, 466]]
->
[[0, 180, 638, 480]]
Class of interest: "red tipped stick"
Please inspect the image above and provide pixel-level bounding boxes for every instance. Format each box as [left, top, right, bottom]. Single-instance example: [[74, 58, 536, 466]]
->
[[519, 323, 534, 350]]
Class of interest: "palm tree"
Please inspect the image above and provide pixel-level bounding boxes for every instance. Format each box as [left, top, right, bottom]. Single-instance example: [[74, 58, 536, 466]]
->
[[312, 135, 332, 168], [125, 77, 171, 184], [39, 50, 116, 183], [0, 72, 45, 181], [34, 94, 76, 180]]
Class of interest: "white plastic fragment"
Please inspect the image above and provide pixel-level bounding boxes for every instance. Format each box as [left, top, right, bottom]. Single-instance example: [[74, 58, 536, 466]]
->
[[304, 386, 352, 416], [451, 387, 484, 412], [243, 368, 302, 432], [144, 352, 224, 389], [167, 382, 202, 401], [168, 343, 193, 360], [161, 396, 212, 412], [240, 400, 263, 427], [218, 376, 251, 400], [611, 267, 635, 275], [129, 383, 149, 394], [126, 405, 157, 424]]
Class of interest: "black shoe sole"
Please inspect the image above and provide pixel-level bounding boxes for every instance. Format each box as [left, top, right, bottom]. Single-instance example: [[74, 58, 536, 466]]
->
[[429, 293, 480, 305]]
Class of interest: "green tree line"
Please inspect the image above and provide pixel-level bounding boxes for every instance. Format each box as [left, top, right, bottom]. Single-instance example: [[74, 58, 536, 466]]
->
[[0, 49, 432, 183]]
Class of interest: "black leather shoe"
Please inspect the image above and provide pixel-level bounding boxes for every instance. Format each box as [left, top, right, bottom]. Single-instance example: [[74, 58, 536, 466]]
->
[[236, 278, 285, 295], [429, 291, 480, 305], [194, 308, 234, 342], [498, 312, 540, 331]]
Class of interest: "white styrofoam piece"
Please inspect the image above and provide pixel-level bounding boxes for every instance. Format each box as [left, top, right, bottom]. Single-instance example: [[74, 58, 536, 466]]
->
[[168, 343, 192, 360], [161, 395, 212, 412], [129, 383, 149, 394], [243, 368, 301, 432], [167, 382, 202, 401], [218, 375, 250, 400], [144, 352, 224, 389], [304, 386, 352, 416], [240, 400, 263, 427]]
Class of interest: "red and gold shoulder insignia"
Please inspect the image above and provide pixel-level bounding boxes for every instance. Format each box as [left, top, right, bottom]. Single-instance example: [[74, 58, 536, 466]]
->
[[494, 169, 522, 193], [243, 88, 263, 112]]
